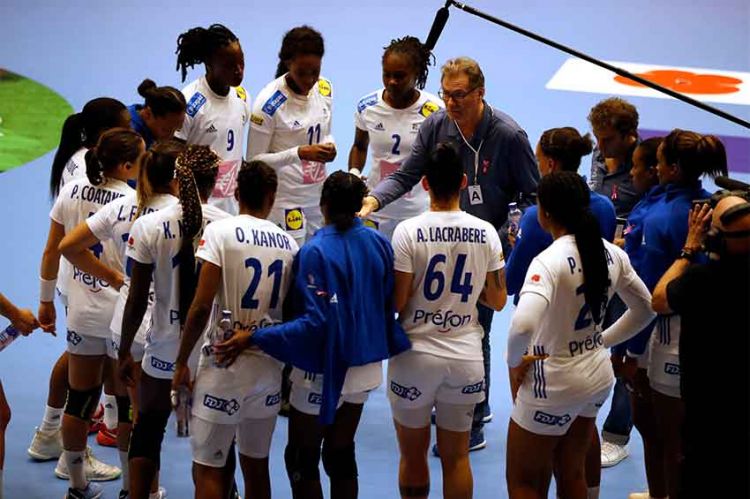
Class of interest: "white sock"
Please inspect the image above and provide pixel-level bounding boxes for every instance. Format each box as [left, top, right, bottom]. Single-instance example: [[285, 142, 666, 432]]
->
[[103, 394, 118, 430], [40, 405, 63, 432], [588, 486, 600, 499], [64, 450, 87, 490], [119, 450, 129, 491]]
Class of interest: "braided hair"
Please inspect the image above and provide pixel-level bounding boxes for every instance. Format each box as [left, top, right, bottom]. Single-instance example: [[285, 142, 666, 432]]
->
[[275, 26, 324, 78], [175, 24, 239, 82], [135, 139, 186, 217], [50, 97, 127, 197], [84, 128, 143, 187], [538, 127, 594, 172], [383, 36, 434, 90], [537, 171, 610, 325], [174, 145, 221, 325], [320, 171, 368, 231]]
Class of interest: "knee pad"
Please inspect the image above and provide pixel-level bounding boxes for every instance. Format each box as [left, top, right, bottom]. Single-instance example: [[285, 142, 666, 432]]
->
[[65, 386, 102, 420], [284, 444, 321, 483], [115, 395, 132, 424], [129, 410, 170, 467], [322, 441, 357, 480]]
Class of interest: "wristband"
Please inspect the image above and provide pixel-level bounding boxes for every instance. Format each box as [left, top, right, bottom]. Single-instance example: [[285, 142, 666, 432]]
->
[[40, 277, 57, 302], [349, 168, 362, 178]]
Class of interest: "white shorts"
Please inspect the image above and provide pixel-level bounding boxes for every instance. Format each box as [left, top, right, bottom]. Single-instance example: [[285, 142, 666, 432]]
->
[[108, 333, 145, 363], [66, 330, 114, 357], [648, 315, 681, 398], [191, 353, 283, 425], [269, 205, 324, 247], [141, 332, 200, 380], [289, 363, 382, 416], [511, 386, 612, 437], [387, 350, 485, 408], [191, 415, 277, 466]]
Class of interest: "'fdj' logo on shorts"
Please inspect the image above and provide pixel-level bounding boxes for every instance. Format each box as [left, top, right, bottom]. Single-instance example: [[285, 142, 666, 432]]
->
[[390, 381, 422, 401], [265, 392, 281, 407], [533, 410, 572, 427], [285, 208, 304, 231], [67, 330, 82, 346], [664, 363, 681, 376], [203, 394, 240, 416], [150, 356, 175, 372], [307, 393, 323, 406], [461, 381, 484, 394]]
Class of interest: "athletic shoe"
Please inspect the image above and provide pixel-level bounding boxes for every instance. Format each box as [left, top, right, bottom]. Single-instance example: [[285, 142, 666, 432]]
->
[[432, 428, 487, 456], [55, 447, 122, 481], [65, 482, 103, 499], [95, 426, 117, 447], [601, 441, 629, 468], [149, 487, 168, 499], [28, 426, 63, 460], [88, 404, 104, 435], [119, 490, 128, 499]]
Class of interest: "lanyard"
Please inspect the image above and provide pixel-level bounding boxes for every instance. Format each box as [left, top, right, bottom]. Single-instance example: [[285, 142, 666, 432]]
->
[[455, 123, 484, 185]]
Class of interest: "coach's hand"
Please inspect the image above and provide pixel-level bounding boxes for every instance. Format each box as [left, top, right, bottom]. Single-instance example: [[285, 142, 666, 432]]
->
[[510, 354, 548, 403], [213, 329, 253, 367], [358, 196, 380, 219]]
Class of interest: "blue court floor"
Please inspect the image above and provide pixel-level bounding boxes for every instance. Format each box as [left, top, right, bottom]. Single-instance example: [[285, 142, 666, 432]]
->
[[0, 1, 748, 497]]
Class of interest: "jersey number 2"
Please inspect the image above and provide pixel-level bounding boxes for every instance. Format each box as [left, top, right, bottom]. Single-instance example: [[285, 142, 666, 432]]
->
[[242, 258, 283, 310], [391, 134, 401, 155]]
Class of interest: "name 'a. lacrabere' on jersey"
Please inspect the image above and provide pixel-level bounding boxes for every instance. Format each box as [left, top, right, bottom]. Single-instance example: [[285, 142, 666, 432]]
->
[[392, 210, 504, 360]]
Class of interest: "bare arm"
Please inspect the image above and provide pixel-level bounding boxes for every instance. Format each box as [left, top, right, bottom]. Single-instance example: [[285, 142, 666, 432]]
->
[[348, 128, 370, 173], [176, 261, 221, 365], [479, 268, 507, 311], [394, 270, 415, 314], [59, 222, 123, 290]]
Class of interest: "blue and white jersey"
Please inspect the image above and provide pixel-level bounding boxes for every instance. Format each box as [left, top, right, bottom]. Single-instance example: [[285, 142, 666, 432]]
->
[[392, 210, 504, 360], [50, 177, 133, 336], [175, 77, 250, 210], [354, 89, 443, 221]]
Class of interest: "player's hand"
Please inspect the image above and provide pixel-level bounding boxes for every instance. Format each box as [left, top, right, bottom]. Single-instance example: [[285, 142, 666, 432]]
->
[[38, 301, 56, 336], [614, 237, 625, 248], [508, 232, 517, 249], [118, 352, 137, 388], [357, 196, 380, 219], [109, 271, 125, 292], [510, 354, 548, 403], [213, 329, 253, 367], [685, 203, 712, 252], [9, 306, 40, 335], [171, 362, 192, 393], [299, 144, 336, 163]]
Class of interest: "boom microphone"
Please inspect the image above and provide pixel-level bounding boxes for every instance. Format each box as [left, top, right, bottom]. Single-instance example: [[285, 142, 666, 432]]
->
[[715, 176, 750, 192], [424, 2, 451, 51]]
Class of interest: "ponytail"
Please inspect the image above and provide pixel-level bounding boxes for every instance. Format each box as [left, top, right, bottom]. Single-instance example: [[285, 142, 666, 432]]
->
[[136, 140, 185, 217], [84, 127, 142, 187], [537, 171, 609, 324], [137, 79, 186, 117], [50, 113, 85, 197], [172, 145, 220, 325], [320, 171, 367, 231], [662, 129, 728, 182]]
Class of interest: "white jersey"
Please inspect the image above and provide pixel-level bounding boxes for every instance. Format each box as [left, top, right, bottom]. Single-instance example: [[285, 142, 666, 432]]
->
[[355, 89, 443, 221], [126, 203, 230, 345], [517, 235, 639, 406], [86, 192, 178, 341], [196, 214, 299, 359], [247, 74, 334, 209], [175, 77, 251, 208], [392, 210, 504, 360], [50, 177, 134, 336], [57, 147, 88, 299]]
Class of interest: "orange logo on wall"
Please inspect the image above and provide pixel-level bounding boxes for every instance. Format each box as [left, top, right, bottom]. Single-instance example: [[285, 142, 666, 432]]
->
[[615, 70, 742, 95]]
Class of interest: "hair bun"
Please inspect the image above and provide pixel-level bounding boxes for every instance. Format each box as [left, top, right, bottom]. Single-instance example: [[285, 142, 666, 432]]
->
[[137, 78, 157, 98]]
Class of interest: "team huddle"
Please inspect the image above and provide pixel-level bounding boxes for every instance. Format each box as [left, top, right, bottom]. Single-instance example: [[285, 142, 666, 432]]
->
[[10, 19, 730, 499]]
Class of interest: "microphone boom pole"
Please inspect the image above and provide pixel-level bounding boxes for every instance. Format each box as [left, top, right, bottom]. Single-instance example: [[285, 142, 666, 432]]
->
[[441, 0, 750, 130]]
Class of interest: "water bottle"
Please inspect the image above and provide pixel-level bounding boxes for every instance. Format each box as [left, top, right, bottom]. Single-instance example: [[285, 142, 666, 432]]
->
[[507, 202, 522, 237], [0, 325, 20, 353], [172, 386, 191, 437], [213, 310, 233, 367]]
